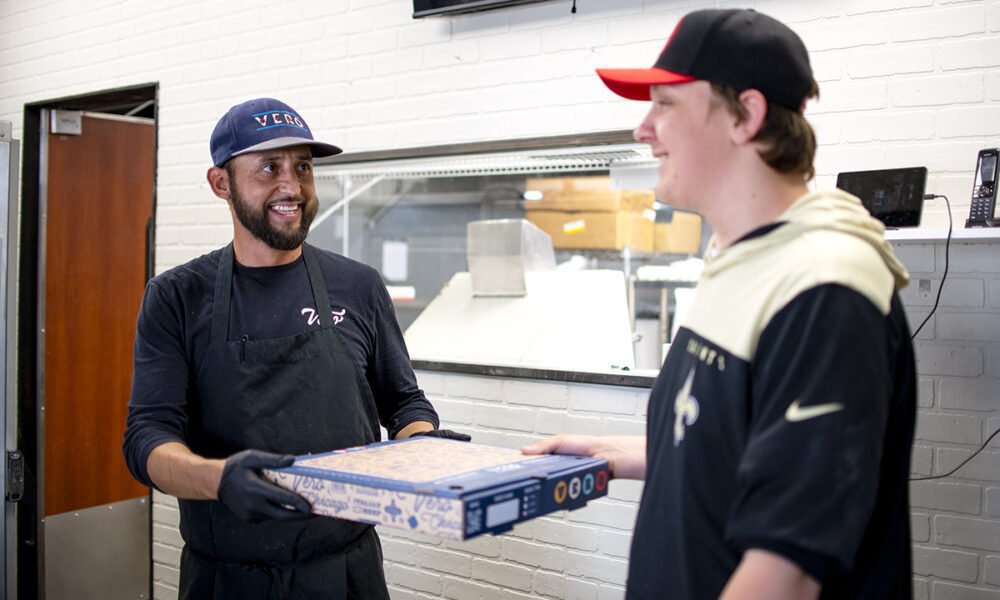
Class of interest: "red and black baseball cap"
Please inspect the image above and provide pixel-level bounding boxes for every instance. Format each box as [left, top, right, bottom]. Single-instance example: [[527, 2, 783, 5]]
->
[[597, 9, 814, 111]]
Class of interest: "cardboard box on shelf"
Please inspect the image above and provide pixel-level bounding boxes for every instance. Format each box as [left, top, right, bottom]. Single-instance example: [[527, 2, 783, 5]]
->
[[654, 211, 703, 254], [526, 209, 654, 251], [639, 210, 655, 252], [524, 176, 654, 213]]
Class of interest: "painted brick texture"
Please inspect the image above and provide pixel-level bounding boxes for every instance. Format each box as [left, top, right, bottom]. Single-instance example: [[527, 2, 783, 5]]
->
[[3, 1, 1000, 271], [4, 1, 997, 599], [900, 238, 1000, 600]]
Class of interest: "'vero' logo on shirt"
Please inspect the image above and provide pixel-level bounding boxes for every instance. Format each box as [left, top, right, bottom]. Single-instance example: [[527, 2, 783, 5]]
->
[[301, 307, 346, 326], [673, 368, 700, 447]]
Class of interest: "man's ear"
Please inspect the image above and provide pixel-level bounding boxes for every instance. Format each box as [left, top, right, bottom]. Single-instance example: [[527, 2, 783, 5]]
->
[[731, 89, 767, 145], [206, 166, 232, 201]]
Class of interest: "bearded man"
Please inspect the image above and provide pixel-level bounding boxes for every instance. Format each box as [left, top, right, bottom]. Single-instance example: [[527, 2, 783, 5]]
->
[[123, 98, 466, 599]]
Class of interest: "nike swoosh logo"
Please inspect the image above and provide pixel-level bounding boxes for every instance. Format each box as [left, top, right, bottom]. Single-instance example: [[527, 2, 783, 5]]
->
[[785, 400, 845, 422]]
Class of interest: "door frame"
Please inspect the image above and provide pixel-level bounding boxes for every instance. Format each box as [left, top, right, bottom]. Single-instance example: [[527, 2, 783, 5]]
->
[[2, 120, 21, 600], [17, 83, 158, 600]]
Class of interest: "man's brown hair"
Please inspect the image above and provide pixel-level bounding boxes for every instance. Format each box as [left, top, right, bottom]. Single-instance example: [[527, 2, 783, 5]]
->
[[710, 81, 820, 181]]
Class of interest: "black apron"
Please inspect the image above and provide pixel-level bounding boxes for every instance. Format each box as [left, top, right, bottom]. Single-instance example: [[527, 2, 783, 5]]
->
[[178, 243, 389, 600]]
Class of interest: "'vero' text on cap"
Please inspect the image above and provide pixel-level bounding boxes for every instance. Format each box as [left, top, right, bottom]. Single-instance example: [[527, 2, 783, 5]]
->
[[252, 111, 306, 131]]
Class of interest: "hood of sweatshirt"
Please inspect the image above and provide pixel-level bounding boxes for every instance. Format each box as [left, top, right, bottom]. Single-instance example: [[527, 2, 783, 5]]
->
[[702, 189, 910, 291]]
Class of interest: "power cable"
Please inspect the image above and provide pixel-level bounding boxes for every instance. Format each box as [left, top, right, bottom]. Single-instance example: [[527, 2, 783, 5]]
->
[[910, 194, 951, 339], [906, 194, 998, 481], [910, 428, 1000, 481]]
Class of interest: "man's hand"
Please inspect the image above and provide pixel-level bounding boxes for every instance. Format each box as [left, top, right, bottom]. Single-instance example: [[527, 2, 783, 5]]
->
[[217, 450, 312, 523], [521, 435, 647, 480], [410, 429, 472, 442]]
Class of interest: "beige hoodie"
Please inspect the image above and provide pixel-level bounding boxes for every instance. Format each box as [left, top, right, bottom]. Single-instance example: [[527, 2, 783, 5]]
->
[[704, 189, 909, 289], [683, 189, 910, 361]]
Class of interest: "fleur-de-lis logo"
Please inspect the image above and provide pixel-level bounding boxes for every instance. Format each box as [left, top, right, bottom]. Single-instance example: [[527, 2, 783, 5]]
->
[[673, 368, 700, 447]]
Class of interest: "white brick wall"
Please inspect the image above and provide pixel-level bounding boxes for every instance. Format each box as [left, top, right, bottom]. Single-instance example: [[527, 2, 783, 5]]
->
[[899, 238, 1000, 600], [2, 0, 999, 598], [3, 0, 1000, 269]]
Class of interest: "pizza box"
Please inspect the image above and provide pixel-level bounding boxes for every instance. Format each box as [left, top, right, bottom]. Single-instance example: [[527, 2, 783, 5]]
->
[[264, 437, 609, 540]]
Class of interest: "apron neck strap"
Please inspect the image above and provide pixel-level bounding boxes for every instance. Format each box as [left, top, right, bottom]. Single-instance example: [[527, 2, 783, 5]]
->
[[210, 243, 236, 345], [209, 243, 334, 344], [301, 244, 334, 329]]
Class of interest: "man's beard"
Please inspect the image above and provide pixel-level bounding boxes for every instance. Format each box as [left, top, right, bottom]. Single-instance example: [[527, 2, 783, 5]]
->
[[229, 180, 318, 251]]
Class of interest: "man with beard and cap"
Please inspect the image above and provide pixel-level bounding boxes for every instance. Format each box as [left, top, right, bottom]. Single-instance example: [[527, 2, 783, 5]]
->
[[524, 9, 916, 600], [123, 97, 469, 599]]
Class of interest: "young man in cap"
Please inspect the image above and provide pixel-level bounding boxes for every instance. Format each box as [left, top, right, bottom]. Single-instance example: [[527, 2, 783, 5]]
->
[[525, 9, 916, 599], [123, 97, 468, 598]]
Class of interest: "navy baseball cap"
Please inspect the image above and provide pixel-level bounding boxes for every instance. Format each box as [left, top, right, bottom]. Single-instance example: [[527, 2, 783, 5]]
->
[[209, 98, 342, 167], [597, 9, 814, 111]]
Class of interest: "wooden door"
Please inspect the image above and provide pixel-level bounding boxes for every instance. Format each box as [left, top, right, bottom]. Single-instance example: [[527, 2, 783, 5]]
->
[[43, 114, 153, 516]]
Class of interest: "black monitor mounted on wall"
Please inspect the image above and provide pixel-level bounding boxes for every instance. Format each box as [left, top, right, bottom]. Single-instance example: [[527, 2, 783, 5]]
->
[[413, 0, 554, 18]]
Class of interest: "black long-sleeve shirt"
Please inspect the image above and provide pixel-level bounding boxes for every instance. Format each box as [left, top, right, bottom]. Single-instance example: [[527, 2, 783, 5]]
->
[[122, 245, 439, 487]]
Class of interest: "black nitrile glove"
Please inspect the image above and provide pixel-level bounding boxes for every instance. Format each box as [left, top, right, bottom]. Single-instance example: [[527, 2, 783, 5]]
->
[[217, 450, 312, 523], [410, 429, 472, 442]]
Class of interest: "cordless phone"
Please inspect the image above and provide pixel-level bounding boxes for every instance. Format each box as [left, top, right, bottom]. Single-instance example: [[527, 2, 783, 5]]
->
[[966, 148, 999, 227]]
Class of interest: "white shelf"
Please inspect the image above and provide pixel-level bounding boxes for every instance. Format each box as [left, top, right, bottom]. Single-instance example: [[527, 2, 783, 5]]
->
[[885, 227, 1000, 242]]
